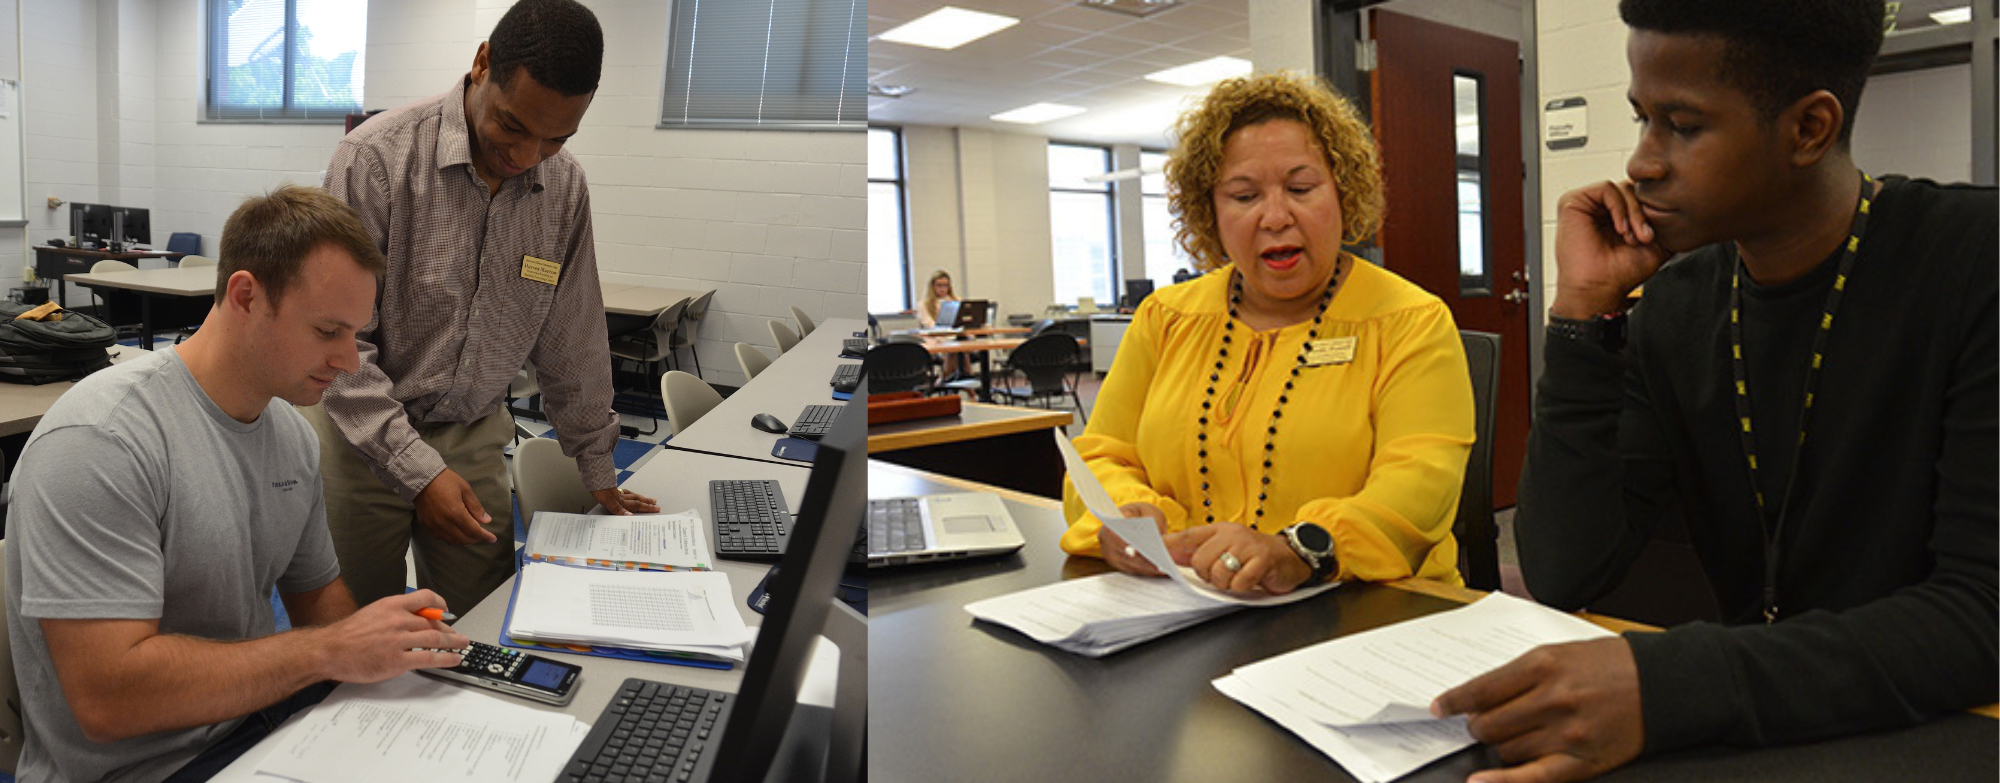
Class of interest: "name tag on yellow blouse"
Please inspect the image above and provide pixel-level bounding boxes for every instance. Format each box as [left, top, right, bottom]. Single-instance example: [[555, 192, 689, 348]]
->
[[1303, 337, 1357, 367], [520, 255, 561, 285]]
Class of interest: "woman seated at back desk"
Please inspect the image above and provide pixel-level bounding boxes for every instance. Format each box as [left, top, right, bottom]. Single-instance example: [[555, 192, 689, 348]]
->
[[1063, 72, 1475, 593], [915, 268, 971, 380]]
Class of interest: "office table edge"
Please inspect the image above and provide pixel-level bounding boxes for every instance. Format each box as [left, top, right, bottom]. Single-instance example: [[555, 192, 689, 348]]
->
[[867, 405, 1073, 452]]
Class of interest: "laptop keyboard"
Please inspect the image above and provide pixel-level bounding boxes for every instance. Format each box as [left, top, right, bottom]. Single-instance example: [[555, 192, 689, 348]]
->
[[787, 404, 842, 440], [829, 363, 861, 393], [710, 480, 790, 560], [560, 678, 729, 783], [868, 497, 926, 554]]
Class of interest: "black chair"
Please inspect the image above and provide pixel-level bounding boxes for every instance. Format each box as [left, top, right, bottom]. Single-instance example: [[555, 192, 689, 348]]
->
[[864, 342, 935, 394], [1456, 330, 1502, 591], [997, 333, 1087, 423]]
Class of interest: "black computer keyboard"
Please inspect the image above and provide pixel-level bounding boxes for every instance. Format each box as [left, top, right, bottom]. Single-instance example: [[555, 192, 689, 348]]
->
[[840, 338, 868, 358], [787, 404, 842, 440], [559, 678, 730, 783], [868, 497, 925, 554], [710, 479, 790, 560], [830, 363, 862, 393]]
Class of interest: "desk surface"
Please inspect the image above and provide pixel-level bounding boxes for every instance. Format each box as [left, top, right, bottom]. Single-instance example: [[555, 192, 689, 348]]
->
[[602, 283, 707, 317], [0, 348, 136, 437], [918, 335, 1025, 355], [63, 266, 217, 296], [34, 246, 186, 260], [867, 463, 1998, 783], [867, 402, 1071, 452], [663, 317, 863, 464]]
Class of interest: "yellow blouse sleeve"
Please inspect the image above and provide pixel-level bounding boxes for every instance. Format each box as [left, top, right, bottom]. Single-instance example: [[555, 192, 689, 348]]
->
[[1296, 301, 1475, 583], [1059, 302, 1190, 557]]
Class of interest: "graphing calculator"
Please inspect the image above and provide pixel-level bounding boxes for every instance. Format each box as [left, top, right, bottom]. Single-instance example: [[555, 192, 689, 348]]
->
[[417, 640, 583, 706]]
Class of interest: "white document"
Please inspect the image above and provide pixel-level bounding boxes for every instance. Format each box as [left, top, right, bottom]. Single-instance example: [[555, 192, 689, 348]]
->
[[1216, 593, 1617, 782], [966, 571, 1241, 656], [525, 510, 710, 571], [510, 562, 753, 656], [256, 674, 587, 783]]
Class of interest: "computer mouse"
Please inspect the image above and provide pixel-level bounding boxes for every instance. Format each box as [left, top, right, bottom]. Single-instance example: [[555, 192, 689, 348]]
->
[[750, 413, 788, 434]]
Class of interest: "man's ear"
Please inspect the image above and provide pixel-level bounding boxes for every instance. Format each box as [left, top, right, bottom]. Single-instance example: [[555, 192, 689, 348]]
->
[[219, 269, 262, 317], [1784, 89, 1845, 167], [469, 41, 491, 87]]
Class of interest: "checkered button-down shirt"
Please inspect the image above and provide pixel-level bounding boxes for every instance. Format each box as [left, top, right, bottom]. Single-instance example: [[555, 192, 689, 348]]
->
[[320, 77, 618, 501]]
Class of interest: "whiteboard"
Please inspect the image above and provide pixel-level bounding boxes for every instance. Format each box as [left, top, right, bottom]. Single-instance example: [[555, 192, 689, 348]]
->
[[0, 79, 19, 225]]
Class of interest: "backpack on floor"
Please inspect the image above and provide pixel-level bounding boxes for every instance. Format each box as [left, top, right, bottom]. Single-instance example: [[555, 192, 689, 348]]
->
[[0, 302, 116, 385]]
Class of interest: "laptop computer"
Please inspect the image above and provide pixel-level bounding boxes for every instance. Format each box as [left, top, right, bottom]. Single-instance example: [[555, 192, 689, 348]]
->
[[866, 491, 1025, 568], [950, 299, 990, 329], [556, 381, 868, 783], [934, 300, 962, 330]]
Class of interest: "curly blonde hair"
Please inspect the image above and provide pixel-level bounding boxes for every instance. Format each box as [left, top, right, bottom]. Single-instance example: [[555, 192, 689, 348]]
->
[[1166, 72, 1385, 272]]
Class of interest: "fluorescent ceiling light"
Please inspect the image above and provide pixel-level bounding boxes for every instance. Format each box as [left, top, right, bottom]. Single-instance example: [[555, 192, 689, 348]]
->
[[878, 7, 1019, 50], [990, 103, 1087, 124], [1929, 7, 1972, 25], [1144, 56, 1252, 86]]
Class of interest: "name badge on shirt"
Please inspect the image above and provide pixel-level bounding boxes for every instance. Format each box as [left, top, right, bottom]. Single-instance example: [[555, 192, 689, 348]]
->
[[1303, 336, 1357, 367], [521, 255, 561, 285]]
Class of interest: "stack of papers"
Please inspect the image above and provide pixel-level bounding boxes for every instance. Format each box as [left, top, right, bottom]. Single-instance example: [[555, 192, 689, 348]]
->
[[1213, 593, 1616, 782], [524, 510, 711, 571], [508, 562, 754, 663], [252, 674, 589, 783]]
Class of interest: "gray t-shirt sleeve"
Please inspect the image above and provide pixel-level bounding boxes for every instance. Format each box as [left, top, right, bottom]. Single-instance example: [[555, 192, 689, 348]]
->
[[13, 425, 168, 620], [278, 473, 340, 595]]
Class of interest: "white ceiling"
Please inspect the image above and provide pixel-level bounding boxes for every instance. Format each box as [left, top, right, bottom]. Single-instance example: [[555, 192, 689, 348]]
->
[[867, 0, 1251, 148]]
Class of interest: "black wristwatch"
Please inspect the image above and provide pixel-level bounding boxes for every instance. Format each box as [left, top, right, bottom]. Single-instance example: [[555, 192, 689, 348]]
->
[[1281, 522, 1339, 584], [1547, 311, 1628, 352]]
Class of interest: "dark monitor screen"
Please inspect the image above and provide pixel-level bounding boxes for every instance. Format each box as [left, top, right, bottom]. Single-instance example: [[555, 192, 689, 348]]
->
[[1125, 279, 1156, 308], [113, 207, 150, 245], [951, 299, 989, 329], [71, 203, 113, 244]]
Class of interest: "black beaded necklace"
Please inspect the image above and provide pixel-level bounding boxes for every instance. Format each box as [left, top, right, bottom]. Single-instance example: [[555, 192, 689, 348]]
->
[[1196, 264, 1341, 526]]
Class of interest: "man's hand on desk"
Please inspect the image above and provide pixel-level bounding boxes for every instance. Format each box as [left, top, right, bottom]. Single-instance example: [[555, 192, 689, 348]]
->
[[416, 468, 498, 545], [313, 590, 469, 683], [594, 487, 659, 515], [1431, 636, 1645, 783]]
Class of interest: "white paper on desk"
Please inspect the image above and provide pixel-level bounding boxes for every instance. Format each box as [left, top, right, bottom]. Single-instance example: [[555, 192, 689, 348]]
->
[[255, 674, 587, 783], [525, 510, 710, 570], [965, 571, 1240, 657], [512, 562, 753, 650], [1215, 593, 1617, 783]]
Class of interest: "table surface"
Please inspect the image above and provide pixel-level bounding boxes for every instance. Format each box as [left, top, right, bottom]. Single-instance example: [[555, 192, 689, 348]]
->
[[602, 283, 708, 317], [0, 349, 135, 437], [663, 318, 864, 464], [867, 402, 1072, 453], [867, 462, 1998, 783], [63, 266, 218, 296], [918, 335, 1026, 355]]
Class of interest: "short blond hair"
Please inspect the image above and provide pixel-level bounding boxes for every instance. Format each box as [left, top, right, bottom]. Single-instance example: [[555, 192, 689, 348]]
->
[[1166, 72, 1386, 272]]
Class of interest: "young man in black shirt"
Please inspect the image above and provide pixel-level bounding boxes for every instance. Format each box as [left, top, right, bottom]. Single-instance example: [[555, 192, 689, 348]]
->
[[1431, 1, 1996, 781]]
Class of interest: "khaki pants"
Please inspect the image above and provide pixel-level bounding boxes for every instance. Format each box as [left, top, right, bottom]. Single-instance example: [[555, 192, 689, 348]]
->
[[302, 404, 517, 615]]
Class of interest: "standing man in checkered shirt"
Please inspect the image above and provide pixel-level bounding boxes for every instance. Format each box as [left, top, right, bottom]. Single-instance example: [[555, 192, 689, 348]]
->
[[307, 0, 658, 615]]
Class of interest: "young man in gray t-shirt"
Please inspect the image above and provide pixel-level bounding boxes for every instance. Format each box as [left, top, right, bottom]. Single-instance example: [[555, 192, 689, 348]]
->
[[6, 186, 471, 783]]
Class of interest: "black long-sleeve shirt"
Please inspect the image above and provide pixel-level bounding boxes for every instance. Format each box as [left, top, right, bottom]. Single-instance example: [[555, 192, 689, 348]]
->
[[1516, 176, 1997, 753]]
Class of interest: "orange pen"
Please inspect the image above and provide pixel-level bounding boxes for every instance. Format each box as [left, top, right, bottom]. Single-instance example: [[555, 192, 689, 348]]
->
[[415, 607, 458, 622]]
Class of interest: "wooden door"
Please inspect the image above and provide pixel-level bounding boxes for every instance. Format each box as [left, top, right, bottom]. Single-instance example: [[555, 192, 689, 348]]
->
[[1370, 10, 1530, 509]]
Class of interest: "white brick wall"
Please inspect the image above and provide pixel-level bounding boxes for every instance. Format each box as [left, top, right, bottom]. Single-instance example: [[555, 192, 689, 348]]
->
[[1535, 0, 1630, 320], [7, 0, 863, 389]]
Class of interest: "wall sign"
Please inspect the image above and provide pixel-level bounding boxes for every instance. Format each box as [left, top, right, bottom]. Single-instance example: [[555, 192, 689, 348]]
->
[[1544, 97, 1588, 151]]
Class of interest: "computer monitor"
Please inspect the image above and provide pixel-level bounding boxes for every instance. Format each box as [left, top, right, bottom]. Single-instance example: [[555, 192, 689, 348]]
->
[[950, 299, 989, 329], [70, 203, 113, 247], [1124, 279, 1155, 309], [112, 207, 150, 247], [934, 300, 961, 330], [707, 380, 867, 779]]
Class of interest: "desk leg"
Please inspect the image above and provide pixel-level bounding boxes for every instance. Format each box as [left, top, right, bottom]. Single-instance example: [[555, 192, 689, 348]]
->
[[976, 350, 995, 403], [140, 296, 155, 350]]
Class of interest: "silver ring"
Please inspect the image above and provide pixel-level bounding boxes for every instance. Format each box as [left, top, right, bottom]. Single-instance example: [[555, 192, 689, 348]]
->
[[1220, 552, 1243, 572], [1123, 546, 1137, 558]]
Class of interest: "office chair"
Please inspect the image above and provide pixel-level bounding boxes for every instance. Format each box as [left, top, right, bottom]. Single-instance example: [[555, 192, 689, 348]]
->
[[863, 342, 934, 395], [735, 342, 772, 380], [790, 306, 816, 337], [768, 320, 800, 352], [510, 437, 599, 533], [164, 232, 201, 256], [660, 370, 723, 436], [508, 365, 543, 444], [677, 290, 716, 378], [86, 261, 144, 340], [0, 539, 22, 773], [610, 297, 690, 406], [1456, 331, 1502, 592], [998, 333, 1088, 423], [177, 255, 216, 268]]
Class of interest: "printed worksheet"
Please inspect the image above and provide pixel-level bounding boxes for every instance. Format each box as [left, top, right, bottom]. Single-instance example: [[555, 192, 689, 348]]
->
[[256, 674, 587, 783]]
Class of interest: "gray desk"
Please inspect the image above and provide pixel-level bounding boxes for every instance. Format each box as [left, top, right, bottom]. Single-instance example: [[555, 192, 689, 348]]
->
[[663, 317, 863, 465], [867, 462, 1997, 783], [0, 348, 134, 437], [601, 283, 706, 317], [63, 266, 217, 349]]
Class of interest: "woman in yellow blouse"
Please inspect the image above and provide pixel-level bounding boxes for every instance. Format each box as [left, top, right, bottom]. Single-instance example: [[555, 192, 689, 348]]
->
[[1062, 72, 1475, 593]]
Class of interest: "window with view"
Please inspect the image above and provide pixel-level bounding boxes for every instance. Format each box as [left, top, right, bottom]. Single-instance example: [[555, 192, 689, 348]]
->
[[206, 0, 365, 121], [661, 0, 866, 130], [1049, 144, 1116, 307], [1140, 150, 1196, 291], [868, 128, 911, 313]]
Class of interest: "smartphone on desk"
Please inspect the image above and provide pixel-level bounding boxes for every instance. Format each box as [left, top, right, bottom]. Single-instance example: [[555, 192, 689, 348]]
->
[[418, 640, 582, 706]]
